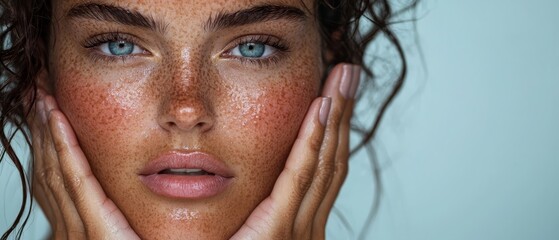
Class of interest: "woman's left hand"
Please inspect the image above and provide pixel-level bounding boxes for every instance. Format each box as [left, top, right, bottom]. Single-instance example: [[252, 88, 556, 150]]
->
[[231, 64, 361, 240]]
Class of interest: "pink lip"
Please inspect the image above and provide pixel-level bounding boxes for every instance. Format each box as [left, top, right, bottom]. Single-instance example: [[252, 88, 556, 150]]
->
[[139, 151, 233, 199]]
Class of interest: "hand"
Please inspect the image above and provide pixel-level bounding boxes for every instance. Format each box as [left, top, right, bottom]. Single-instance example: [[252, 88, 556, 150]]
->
[[29, 91, 140, 239], [231, 63, 361, 240]]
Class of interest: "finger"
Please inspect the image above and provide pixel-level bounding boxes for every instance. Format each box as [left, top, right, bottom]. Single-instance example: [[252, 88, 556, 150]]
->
[[31, 96, 48, 211], [46, 100, 139, 239], [39, 96, 85, 237], [30, 94, 71, 236], [293, 64, 353, 236], [231, 97, 331, 240], [313, 65, 361, 237]]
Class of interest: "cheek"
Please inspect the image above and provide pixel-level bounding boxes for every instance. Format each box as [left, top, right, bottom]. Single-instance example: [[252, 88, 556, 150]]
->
[[53, 70, 150, 171], [219, 71, 319, 191], [230, 80, 315, 150]]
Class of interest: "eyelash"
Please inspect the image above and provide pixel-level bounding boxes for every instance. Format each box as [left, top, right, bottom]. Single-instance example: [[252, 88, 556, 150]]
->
[[83, 32, 147, 62], [82, 33, 290, 67], [222, 35, 290, 68]]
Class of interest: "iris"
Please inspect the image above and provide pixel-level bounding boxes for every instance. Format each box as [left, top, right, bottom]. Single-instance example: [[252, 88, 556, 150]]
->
[[238, 43, 265, 58], [108, 41, 135, 56]]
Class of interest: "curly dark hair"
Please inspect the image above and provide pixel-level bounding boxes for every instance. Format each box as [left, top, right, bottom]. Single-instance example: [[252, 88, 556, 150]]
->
[[0, 0, 418, 238]]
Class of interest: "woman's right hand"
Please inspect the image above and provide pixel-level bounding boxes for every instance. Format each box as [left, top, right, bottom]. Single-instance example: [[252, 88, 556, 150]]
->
[[29, 91, 140, 239]]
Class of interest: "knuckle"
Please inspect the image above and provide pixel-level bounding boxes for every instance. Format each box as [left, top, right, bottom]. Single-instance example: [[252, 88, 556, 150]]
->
[[41, 167, 64, 192], [307, 135, 323, 153], [314, 162, 334, 187], [312, 164, 334, 193], [310, 178, 330, 200], [53, 139, 67, 155], [318, 156, 335, 176], [314, 173, 333, 194], [292, 167, 314, 195], [334, 157, 349, 179], [64, 175, 85, 201]]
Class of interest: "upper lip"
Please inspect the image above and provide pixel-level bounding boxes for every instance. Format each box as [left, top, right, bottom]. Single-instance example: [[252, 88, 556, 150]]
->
[[139, 150, 234, 178]]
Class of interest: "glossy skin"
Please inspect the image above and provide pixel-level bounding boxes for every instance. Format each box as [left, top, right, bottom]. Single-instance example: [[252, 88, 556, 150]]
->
[[45, 0, 322, 239]]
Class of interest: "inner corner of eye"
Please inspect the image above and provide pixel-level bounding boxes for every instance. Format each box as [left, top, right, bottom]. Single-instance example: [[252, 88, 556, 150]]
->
[[217, 49, 232, 58], [221, 47, 241, 57]]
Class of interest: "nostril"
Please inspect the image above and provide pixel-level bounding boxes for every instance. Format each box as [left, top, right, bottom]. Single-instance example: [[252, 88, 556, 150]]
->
[[158, 106, 214, 132], [165, 121, 178, 129], [157, 92, 215, 133]]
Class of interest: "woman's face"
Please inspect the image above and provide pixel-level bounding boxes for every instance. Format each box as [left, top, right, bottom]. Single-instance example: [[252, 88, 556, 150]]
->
[[47, 0, 322, 239]]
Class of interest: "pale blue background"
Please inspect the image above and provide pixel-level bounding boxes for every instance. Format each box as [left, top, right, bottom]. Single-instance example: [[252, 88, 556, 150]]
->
[[2, 0, 559, 239]]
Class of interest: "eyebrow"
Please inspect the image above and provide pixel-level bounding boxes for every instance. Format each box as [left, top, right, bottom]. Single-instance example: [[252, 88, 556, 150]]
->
[[66, 3, 167, 33], [66, 3, 306, 34], [205, 4, 307, 31]]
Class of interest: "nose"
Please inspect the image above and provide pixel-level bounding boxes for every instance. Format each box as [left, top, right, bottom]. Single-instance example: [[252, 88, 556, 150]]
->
[[157, 65, 215, 133]]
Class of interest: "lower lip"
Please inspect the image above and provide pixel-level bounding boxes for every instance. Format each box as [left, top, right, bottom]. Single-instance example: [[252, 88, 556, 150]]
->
[[140, 174, 231, 199]]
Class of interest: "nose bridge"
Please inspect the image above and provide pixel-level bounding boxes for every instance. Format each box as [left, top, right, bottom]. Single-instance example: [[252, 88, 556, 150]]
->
[[158, 49, 214, 132]]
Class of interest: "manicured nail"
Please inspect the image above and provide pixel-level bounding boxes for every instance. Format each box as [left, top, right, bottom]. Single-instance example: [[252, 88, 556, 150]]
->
[[339, 64, 353, 99], [319, 97, 332, 126], [350, 65, 361, 99]]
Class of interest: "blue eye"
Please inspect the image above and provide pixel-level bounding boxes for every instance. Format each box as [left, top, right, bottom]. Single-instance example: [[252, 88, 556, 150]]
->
[[98, 40, 143, 56], [239, 43, 265, 58], [230, 42, 276, 59], [108, 41, 135, 55]]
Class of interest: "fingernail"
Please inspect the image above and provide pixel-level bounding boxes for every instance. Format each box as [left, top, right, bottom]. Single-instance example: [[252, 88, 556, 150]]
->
[[339, 64, 353, 99], [350, 65, 361, 99], [319, 97, 332, 126]]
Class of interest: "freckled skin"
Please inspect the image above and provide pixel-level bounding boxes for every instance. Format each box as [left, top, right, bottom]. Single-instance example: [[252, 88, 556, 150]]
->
[[48, 0, 323, 239]]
